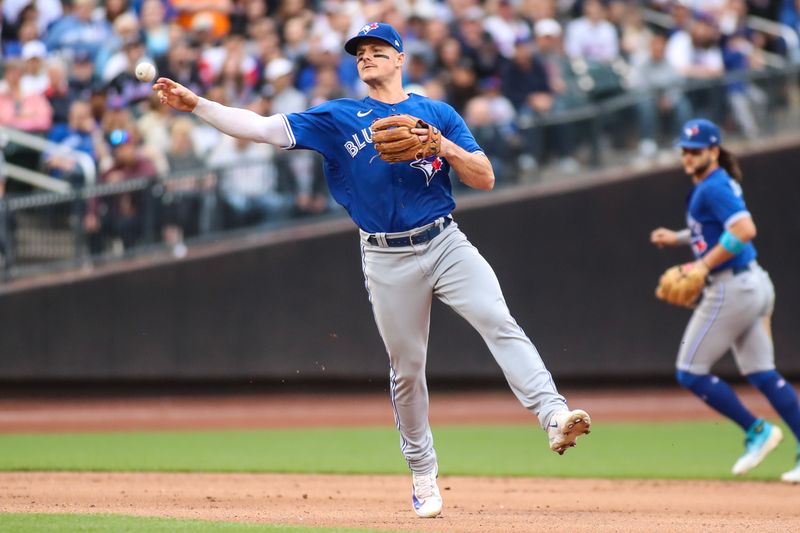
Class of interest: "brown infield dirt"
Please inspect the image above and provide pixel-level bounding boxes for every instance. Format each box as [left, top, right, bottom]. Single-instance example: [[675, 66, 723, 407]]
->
[[1, 387, 799, 532]]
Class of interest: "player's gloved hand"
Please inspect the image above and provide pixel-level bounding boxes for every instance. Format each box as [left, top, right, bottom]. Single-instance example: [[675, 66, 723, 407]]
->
[[655, 260, 710, 308], [371, 114, 442, 162]]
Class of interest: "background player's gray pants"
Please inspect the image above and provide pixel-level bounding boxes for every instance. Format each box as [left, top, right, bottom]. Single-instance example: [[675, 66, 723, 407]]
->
[[360, 220, 568, 475], [677, 262, 776, 375]]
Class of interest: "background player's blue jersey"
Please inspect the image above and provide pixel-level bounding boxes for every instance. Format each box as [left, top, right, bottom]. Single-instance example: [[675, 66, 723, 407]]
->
[[282, 93, 483, 233], [686, 167, 756, 272]]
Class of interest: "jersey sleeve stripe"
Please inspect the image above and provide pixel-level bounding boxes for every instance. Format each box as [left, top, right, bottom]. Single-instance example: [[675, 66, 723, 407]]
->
[[724, 210, 751, 229], [279, 113, 296, 149]]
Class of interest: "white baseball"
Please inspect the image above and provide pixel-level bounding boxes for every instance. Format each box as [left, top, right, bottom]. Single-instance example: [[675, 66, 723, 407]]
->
[[135, 62, 157, 82]]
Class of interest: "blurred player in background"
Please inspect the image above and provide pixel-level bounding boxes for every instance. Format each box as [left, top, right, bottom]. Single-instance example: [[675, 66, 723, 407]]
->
[[154, 22, 592, 517], [651, 118, 800, 483]]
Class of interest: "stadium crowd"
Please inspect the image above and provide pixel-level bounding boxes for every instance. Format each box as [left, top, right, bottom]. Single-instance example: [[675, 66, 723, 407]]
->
[[0, 0, 799, 259]]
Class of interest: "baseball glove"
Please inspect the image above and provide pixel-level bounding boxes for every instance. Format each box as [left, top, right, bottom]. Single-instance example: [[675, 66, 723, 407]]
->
[[655, 261, 709, 308], [371, 114, 441, 162]]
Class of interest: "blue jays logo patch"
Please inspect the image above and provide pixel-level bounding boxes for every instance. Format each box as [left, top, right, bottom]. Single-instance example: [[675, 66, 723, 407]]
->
[[685, 125, 700, 137], [410, 156, 443, 186], [360, 23, 380, 34]]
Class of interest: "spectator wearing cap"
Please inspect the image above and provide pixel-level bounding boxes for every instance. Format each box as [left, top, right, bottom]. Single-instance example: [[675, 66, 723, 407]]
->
[[500, 38, 551, 114], [534, 18, 571, 98], [19, 39, 49, 95], [43, 0, 111, 60], [502, 35, 578, 176], [533, 18, 584, 168], [84, 128, 158, 255], [67, 51, 98, 102], [265, 57, 305, 113], [564, 0, 620, 63]]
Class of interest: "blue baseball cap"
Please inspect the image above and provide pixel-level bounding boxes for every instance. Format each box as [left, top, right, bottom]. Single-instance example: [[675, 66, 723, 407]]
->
[[344, 22, 403, 55], [676, 118, 722, 148]]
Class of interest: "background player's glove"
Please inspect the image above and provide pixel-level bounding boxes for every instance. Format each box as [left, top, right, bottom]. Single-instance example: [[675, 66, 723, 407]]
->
[[371, 114, 442, 162], [655, 261, 709, 308]]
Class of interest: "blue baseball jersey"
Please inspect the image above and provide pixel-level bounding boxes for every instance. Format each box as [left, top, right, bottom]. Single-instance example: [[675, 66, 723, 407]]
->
[[281, 93, 483, 233], [686, 167, 756, 271]]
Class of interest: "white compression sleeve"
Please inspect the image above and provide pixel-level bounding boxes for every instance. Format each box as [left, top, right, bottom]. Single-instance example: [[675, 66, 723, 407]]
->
[[676, 228, 691, 245], [191, 97, 291, 147]]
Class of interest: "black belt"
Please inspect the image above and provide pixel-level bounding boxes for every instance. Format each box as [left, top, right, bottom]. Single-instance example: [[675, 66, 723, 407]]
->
[[367, 217, 452, 247]]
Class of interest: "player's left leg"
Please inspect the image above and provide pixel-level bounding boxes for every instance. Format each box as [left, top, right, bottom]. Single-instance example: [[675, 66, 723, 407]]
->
[[424, 222, 589, 453]]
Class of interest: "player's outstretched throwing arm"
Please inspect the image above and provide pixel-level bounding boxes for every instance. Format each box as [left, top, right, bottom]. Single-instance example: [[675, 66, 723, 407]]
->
[[153, 78, 291, 147]]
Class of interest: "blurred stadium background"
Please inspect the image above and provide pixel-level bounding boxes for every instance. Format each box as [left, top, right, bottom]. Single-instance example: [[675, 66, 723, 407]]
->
[[1, 0, 799, 387]]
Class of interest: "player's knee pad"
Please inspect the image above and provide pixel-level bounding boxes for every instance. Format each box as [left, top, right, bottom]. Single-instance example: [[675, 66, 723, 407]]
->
[[676, 369, 707, 392]]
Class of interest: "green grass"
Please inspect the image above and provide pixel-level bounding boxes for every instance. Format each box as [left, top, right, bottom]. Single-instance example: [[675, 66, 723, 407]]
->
[[0, 421, 795, 480], [0, 513, 400, 532]]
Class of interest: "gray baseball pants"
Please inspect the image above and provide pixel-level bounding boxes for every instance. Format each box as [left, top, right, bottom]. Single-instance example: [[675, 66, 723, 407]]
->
[[677, 261, 775, 374], [359, 218, 568, 475]]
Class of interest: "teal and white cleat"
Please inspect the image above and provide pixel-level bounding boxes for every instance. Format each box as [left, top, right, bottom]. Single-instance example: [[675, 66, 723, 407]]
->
[[732, 419, 783, 475]]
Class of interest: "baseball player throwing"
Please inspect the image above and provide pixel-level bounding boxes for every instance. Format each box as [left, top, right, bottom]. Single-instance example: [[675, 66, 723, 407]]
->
[[652, 118, 800, 483], [154, 22, 591, 516]]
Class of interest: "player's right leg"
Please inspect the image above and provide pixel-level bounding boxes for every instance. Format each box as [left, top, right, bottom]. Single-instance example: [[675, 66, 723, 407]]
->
[[360, 241, 441, 516]]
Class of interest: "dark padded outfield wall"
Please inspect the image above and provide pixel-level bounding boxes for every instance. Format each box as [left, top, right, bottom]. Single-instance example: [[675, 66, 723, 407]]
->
[[1, 143, 798, 381]]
